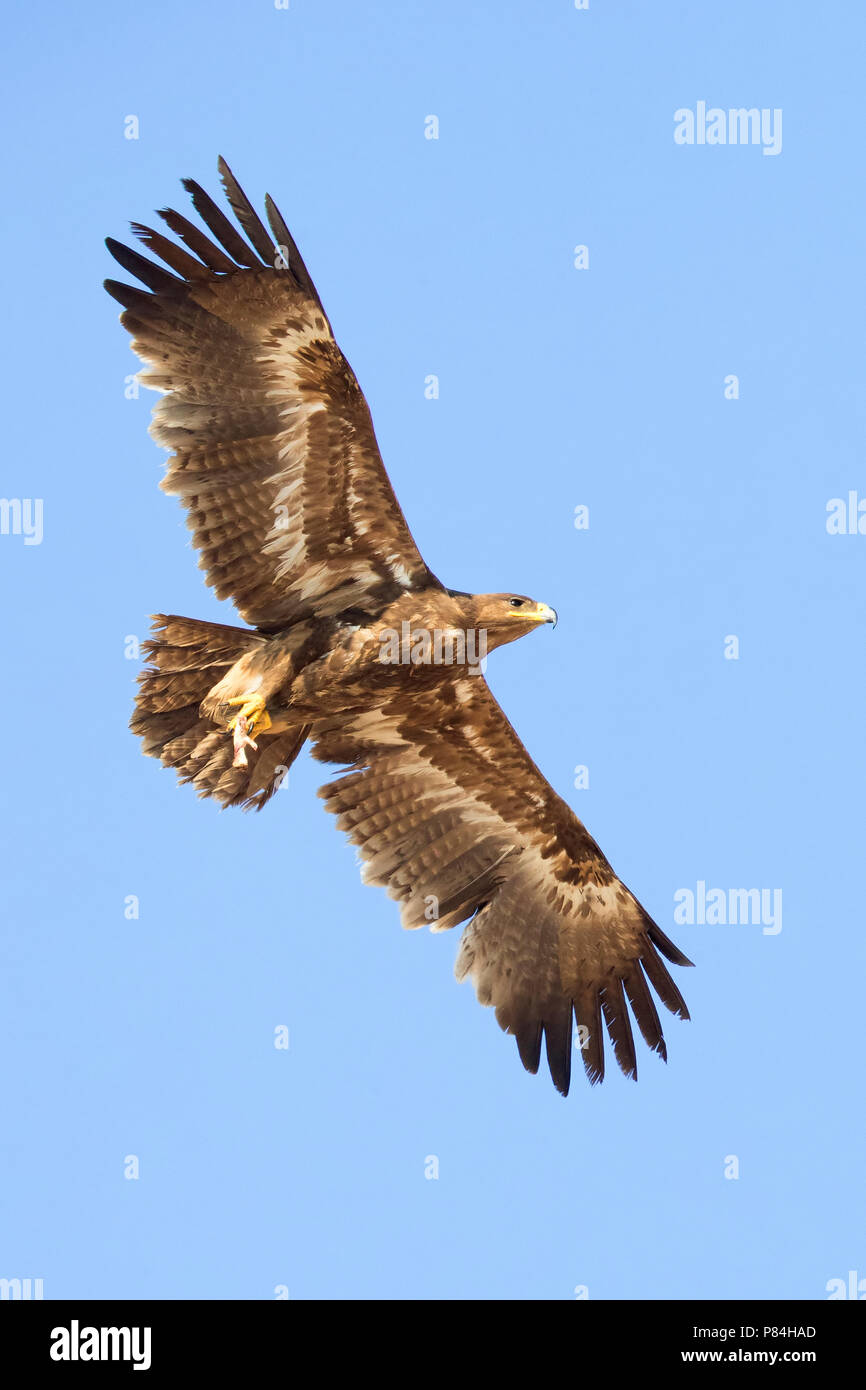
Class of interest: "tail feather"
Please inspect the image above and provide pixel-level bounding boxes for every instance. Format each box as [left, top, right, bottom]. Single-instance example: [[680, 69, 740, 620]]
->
[[131, 614, 307, 810]]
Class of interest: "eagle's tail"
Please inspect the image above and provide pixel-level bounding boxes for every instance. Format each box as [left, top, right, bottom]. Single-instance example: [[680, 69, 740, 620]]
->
[[131, 614, 307, 810]]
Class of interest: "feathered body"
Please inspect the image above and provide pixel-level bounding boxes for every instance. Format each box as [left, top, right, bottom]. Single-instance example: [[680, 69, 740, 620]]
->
[[106, 160, 692, 1095]]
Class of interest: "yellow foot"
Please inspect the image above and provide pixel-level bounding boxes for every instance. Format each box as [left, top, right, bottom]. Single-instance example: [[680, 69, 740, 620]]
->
[[225, 692, 272, 767], [225, 692, 272, 737]]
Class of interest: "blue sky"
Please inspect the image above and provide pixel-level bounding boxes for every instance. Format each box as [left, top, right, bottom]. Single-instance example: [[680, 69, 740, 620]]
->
[[1, 1, 863, 1300]]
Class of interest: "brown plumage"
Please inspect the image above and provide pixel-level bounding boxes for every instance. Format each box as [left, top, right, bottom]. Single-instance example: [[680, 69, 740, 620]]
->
[[107, 158, 692, 1096]]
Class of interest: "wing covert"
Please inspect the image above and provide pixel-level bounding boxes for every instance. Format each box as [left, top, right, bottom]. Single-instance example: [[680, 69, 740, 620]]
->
[[106, 157, 440, 629], [312, 674, 692, 1095]]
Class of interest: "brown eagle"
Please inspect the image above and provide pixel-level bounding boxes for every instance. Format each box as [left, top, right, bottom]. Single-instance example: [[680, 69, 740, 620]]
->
[[106, 158, 691, 1096]]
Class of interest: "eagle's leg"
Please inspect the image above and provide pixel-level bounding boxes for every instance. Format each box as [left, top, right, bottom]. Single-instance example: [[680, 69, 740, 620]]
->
[[224, 693, 273, 768]]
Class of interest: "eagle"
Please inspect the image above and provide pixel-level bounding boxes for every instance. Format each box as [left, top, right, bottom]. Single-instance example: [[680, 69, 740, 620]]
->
[[105, 158, 692, 1096]]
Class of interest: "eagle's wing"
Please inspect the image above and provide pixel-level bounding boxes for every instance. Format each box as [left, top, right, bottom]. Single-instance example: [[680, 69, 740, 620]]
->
[[105, 158, 440, 629], [313, 674, 691, 1095]]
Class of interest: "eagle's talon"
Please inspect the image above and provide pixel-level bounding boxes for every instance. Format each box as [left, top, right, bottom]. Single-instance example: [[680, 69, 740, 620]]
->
[[225, 692, 271, 766], [225, 692, 272, 738]]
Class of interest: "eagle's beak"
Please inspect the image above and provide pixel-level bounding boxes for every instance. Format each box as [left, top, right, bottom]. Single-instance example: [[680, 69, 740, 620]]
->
[[533, 602, 558, 628]]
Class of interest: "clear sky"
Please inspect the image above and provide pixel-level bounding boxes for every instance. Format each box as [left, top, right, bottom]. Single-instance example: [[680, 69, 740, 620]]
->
[[1, 1, 863, 1301]]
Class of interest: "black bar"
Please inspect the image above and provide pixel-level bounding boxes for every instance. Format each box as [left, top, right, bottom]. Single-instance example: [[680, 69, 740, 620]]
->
[[1, 1299, 862, 1374]]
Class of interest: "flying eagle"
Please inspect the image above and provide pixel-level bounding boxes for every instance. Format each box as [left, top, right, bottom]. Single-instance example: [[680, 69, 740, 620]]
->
[[106, 158, 692, 1096]]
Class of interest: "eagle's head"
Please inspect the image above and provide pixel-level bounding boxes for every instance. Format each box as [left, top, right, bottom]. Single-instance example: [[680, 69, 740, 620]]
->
[[462, 592, 558, 652]]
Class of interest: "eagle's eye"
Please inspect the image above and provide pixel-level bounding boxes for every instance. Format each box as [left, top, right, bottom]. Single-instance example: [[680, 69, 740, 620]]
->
[[509, 598, 524, 608]]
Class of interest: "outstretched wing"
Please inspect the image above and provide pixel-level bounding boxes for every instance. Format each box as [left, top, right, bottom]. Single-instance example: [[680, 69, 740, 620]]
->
[[105, 157, 440, 629], [312, 674, 692, 1095]]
